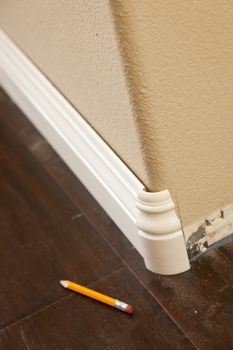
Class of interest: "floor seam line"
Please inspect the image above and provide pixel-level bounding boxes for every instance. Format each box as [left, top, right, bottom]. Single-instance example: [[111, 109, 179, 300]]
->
[[0, 266, 129, 333], [0, 293, 73, 332]]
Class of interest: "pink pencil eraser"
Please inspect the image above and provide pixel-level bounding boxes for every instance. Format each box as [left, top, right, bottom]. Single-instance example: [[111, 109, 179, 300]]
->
[[125, 304, 134, 314]]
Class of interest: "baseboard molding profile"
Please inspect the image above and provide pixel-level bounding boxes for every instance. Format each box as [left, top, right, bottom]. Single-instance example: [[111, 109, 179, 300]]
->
[[136, 190, 190, 275], [0, 30, 190, 275]]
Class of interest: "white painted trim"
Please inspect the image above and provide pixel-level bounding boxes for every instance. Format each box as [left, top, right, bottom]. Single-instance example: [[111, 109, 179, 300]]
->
[[0, 30, 190, 275], [136, 190, 190, 274]]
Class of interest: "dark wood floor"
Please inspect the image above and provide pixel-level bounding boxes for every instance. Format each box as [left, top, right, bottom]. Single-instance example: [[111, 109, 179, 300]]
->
[[0, 88, 233, 350]]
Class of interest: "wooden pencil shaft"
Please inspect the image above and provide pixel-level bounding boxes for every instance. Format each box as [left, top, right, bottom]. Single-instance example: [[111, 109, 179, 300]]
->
[[61, 280, 133, 314], [68, 281, 116, 306]]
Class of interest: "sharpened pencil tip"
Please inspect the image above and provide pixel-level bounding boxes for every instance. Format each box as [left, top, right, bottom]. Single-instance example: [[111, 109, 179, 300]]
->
[[60, 280, 68, 288]]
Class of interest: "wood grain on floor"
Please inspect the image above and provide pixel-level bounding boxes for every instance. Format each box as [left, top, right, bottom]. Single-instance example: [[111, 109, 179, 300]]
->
[[131, 251, 233, 350], [0, 88, 195, 349], [0, 118, 124, 330], [0, 268, 194, 350]]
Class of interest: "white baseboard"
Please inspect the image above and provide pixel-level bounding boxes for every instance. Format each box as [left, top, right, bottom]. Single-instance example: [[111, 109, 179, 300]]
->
[[0, 30, 190, 275]]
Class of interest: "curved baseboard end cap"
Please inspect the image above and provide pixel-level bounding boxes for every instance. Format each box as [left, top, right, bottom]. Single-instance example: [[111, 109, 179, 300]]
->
[[136, 189, 190, 275]]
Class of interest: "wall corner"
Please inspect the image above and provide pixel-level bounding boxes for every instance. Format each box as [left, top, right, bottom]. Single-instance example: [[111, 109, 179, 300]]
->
[[136, 189, 190, 275]]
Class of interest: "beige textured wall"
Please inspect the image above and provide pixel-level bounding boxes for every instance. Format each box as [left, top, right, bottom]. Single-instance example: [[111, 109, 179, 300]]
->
[[111, 0, 233, 226], [0, 0, 148, 184]]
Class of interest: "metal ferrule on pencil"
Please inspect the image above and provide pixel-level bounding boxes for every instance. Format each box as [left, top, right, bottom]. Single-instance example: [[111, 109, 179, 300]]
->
[[114, 300, 129, 312]]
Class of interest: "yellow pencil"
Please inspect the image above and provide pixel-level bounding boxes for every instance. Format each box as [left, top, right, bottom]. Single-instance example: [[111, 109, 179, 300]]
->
[[60, 280, 133, 314]]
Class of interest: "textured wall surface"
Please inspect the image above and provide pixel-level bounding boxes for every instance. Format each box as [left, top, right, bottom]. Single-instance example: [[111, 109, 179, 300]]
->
[[0, 0, 148, 183], [111, 0, 233, 226]]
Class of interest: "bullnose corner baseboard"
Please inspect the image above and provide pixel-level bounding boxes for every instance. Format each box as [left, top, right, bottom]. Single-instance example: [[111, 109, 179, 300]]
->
[[136, 189, 190, 275], [0, 30, 191, 276]]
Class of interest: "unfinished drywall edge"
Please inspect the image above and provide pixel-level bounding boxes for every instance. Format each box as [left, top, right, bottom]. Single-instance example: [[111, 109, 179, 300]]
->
[[185, 203, 233, 260], [136, 189, 190, 275]]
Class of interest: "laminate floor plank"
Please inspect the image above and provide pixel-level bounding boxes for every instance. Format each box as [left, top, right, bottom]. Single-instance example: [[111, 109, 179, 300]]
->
[[130, 250, 233, 350], [0, 119, 124, 329], [46, 156, 140, 265], [220, 240, 233, 264], [0, 268, 195, 350]]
